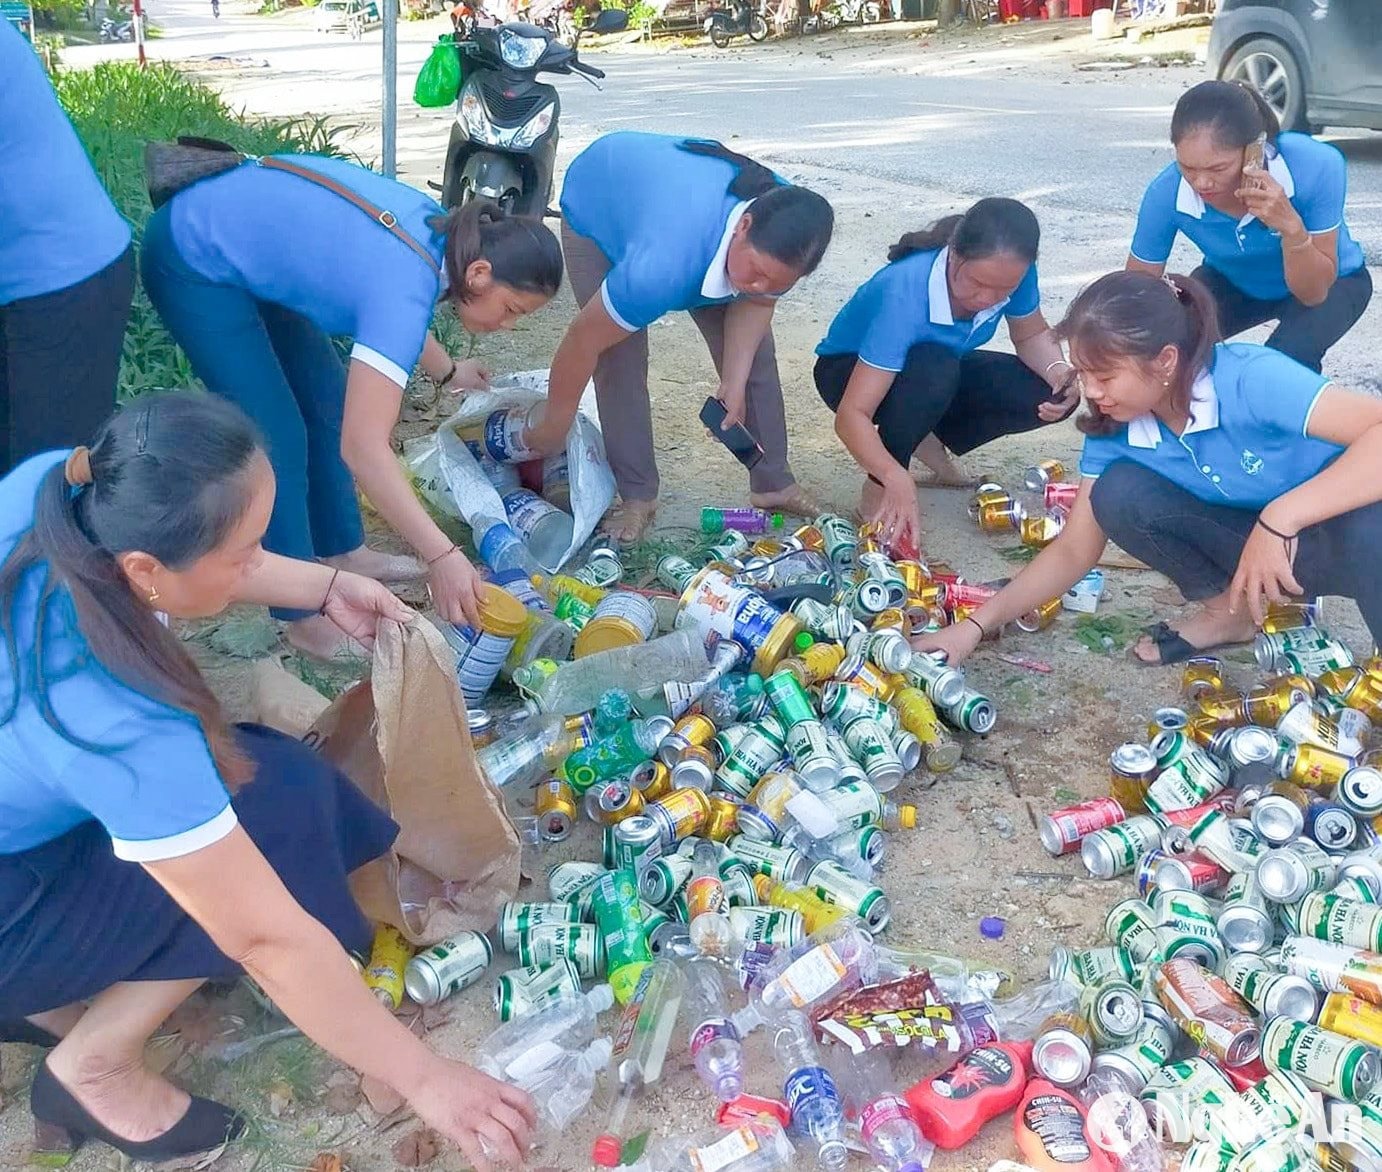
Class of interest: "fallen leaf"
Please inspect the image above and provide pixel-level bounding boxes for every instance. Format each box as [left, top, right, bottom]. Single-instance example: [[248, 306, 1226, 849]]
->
[[360, 1074, 406, 1117], [419, 1004, 450, 1032], [310, 1155, 344, 1172], [267, 1079, 295, 1119], [391, 1128, 441, 1167], [154, 1140, 230, 1170], [322, 1070, 362, 1115]]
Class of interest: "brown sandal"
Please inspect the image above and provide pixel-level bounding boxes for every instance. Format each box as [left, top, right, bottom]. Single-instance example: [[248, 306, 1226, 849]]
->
[[750, 484, 821, 520]]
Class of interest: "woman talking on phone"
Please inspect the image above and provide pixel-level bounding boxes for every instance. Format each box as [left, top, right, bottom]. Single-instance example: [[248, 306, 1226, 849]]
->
[[531, 132, 835, 545], [815, 198, 1077, 550], [1126, 80, 1370, 374], [913, 271, 1382, 672]]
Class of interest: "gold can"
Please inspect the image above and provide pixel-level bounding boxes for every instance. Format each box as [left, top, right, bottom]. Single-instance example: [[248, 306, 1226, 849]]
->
[[907, 582, 946, 610], [1185, 714, 1223, 749], [669, 712, 717, 753], [798, 641, 846, 685], [792, 524, 825, 552], [751, 538, 790, 558], [1327, 668, 1382, 725], [1317, 993, 1382, 1049], [968, 486, 1009, 518], [636, 760, 675, 802], [1244, 678, 1311, 727], [363, 924, 413, 1009], [1019, 513, 1063, 549], [1283, 743, 1356, 791], [976, 498, 1023, 534], [534, 778, 578, 842], [838, 656, 899, 701], [1015, 596, 1062, 633], [705, 794, 741, 842], [1262, 603, 1318, 634], [587, 779, 646, 826], [895, 560, 930, 594], [870, 607, 909, 635], [1181, 656, 1225, 703], [1197, 690, 1248, 726]]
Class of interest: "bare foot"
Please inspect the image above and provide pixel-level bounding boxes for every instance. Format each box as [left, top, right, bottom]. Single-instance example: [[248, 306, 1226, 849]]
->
[[44, 1054, 190, 1144], [750, 483, 821, 518], [1132, 597, 1257, 665], [600, 499, 658, 546], [909, 434, 979, 488], [323, 546, 423, 583], [286, 613, 369, 663]]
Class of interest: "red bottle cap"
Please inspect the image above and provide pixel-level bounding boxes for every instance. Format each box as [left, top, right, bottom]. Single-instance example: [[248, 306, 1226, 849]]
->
[[591, 1134, 622, 1167], [715, 1093, 791, 1128]]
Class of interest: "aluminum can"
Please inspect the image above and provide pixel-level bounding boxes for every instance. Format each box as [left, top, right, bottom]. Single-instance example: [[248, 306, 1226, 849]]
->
[[1307, 800, 1360, 852], [493, 960, 582, 1023], [705, 794, 742, 843], [547, 860, 604, 904], [584, 776, 646, 827], [1299, 892, 1382, 953], [1153, 888, 1226, 968], [1223, 957, 1319, 1021], [1148, 707, 1190, 739], [842, 717, 904, 791], [404, 931, 493, 1007], [1218, 871, 1276, 953], [1338, 767, 1382, 819], [817, 513, 859, 571], [728, 906, 805, 950], [834, 654, 899, 702], [1041, 796, 1125, 857], [1032, 1010, 1093, 1087], [638, 853, 692, 908], [725, 836, 812, 885], [655, 553, 698, 593], [1147, 730, 1228, 813], [515, 923, 603, 980], [1081, 978, 1145, 1048], [854, 627, 911, 674], [534, 777, 578, 842], [1279, 936, 1382, 1007], [1257, 629, 1355, 675], [763, 669, 815, 728], [938, 690, 997, 735], [1154, 957, 1260, 1067], [1140, 1058, 1236, 1145], [784, 719, 839, 793], [738, 770, 805, 842], [1279, 700, 1369, 759], [1208, 1070, 1313, 1156], [362, 925, 412, 1009], [658, 713, 718, 767], [646, 786, 712, 846], [890, 729, 922, 777], [1332, 874, 1382, 905], [1258, 839, 1339, 904], [900, 652, 967, 709], [1152, 851, 1230, 898], [807, 860, 890, 932], [1253, 780, 1314, 845], [1105, 897, 1161, 964], [497, 901, 581, 954], [1082, 815, 1163, 879], [1109, 743, 1158, 814], [819, 680, 892, 730], [1090, 1017, 1173, 1095], [1182, 656, 1227, 703], [672, 744, 719, 791], [1025, 459, 1066, 490], [607, 814, 664, 873], [1319, 991, 1382, 1050], [1048, 944, 1136, 988], [791, 598, 858, 643], [1262, 1017, 1381, 1102], [714, 727, 784, 799]]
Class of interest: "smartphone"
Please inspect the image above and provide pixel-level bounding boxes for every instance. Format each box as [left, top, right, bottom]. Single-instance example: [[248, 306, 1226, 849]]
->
[[699, 397, 764, 470], [1243, 132, 1267, 174]]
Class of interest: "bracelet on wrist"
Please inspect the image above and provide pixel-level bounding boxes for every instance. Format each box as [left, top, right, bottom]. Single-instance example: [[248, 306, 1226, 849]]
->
[[1256, 517, 1298, 543], [427, 544, 461, 567], [318, 567, 342, 616], [436, 360, 458, 387], [964, 615, 987, 640]]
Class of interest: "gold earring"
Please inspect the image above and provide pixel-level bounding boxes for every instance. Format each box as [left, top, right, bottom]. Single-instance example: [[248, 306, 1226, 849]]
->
[[147, 586, 160, 604], [1163, 380, 1171, 388]]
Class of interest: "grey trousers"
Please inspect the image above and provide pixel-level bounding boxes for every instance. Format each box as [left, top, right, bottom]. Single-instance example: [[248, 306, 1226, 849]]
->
[[561, 221, 794, 500]]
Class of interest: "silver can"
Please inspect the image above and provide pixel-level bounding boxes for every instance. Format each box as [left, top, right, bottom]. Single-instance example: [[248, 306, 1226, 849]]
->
[[1217, 871, 1275, 954], [404, 931, 494, 1006], [1256, 839, 1339, 904], [1338, 767, 1382, 818], [492, 959, 583, 1022]]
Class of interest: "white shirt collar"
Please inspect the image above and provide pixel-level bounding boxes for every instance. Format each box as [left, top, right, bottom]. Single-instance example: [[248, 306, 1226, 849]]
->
[[1127, 368, 1220, 449], [701, 199, 754, 301], [1174, 145, 1297, 223], [927, 245, 1008, 331]]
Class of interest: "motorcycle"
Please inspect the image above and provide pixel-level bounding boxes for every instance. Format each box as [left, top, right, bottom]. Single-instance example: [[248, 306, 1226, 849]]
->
[[833, 0, 881, 20], [704, 0, 767, 47], [98, 15, 136, 39], [439, 7, 628, 215]]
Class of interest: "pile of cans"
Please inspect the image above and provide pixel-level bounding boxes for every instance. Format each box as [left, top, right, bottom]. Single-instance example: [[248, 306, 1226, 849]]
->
[[969, 459, 1078, 551], [1037, 603, 1382, 1169]]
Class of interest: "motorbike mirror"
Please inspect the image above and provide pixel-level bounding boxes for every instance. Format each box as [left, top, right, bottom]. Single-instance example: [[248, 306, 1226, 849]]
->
[[589, 8, 629, 32]]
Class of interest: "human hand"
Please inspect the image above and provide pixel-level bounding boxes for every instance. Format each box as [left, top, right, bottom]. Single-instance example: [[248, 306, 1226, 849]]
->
[[447, 359, 492, 392], [871, 471, 923, 552], [320, 572, 414, 649], [1236, 170, 1303, 238], [716, 382, 748, 431], [427, 548, 484, 628], [523, 414, 570, 459], [406, 1056, 536, 1172], [1038, 369, 1081, 423], [1229, 518, 1302, 625], [910, 619, 983, 669]]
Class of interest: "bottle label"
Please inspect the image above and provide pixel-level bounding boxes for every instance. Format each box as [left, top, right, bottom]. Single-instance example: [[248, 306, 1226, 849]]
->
[[784, 1065, 840, 1119], [478, 522, 524, 568], [691, 1018, 738, 1059], [1021, 1094, 1092, 1163], [775, 944, 847, 1008], [859, 1094, 910, 1144], [933, 1047, 1016, 1100], [689, 1125, 759, 1172], [687, 875, 728, 921]]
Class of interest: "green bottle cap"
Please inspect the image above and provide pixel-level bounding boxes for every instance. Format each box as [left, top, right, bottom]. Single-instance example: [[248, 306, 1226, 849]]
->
[[771, 512, 785, 529], [794, 631, 815, 652], [700, 507, 724, 534]]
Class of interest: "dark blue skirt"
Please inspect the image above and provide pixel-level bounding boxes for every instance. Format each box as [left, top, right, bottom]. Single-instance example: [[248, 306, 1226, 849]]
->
[[0, 723, 398, 1017]]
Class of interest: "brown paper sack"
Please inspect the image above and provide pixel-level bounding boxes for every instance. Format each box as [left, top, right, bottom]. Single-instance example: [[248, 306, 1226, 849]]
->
[[303, 619, 520, 946], [249, 658, 332, 737]]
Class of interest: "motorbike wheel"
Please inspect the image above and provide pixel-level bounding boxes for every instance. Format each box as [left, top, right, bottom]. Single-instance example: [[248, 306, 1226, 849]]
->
[[748, 13, 768, 39], [708, 22, 731, 47], [455, 176, 522, 214]]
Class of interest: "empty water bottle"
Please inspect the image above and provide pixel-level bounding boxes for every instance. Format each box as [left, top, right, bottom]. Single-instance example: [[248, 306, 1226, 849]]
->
[[476, 983, 615, 1085], [683, 956, 744, 1102], [733, 921, 878, 1035], [476, 715, 575, 789], [519, 1036, 613, 1132], [518, 628, 711, 717], [473, 513, 541, 577], [643, 1116, 796, 1172], [838, 1049, 932, 1172], [774, 1010, 849, 1172], [687, 840, 734, 957]]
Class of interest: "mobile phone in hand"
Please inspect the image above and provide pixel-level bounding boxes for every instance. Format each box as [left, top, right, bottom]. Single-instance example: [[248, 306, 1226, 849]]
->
[[699, 397, 764, 470], [1243, 132, 1266, 174]]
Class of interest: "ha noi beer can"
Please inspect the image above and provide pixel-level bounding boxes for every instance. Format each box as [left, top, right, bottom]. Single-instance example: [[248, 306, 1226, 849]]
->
[[493, 959, 582, 1022], [515, 923, 603, 980], [1262, 1017, 1381, 1102], [497, 901, 582, 953], [404, 931, 493, 1007]]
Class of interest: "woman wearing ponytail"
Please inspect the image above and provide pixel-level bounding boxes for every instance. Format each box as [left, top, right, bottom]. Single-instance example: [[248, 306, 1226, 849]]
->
[[0, 394, 533, 1171], [537, 133, 835, 544], [1127, 79, 1371, 374], [913, 271, 1382, 672], [142, 158, 563, 658]]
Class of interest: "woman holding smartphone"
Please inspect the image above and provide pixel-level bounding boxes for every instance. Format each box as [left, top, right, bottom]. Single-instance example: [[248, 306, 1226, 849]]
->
[[1126, 80, 1370, 374], [913, 271, 1382, 671]]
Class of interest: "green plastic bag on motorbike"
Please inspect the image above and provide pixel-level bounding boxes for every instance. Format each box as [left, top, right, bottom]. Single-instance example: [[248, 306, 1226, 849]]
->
[[413, 35, 462, 108]]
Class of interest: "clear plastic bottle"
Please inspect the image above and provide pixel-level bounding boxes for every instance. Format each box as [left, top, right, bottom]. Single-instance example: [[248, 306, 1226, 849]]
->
[[473, 513, 541, 577], [514, 628, 711, 717], [686, 840, 734, 956], [1076, 1068, 1165, 1172], [781, 825, 875, 882], [839, 1049, 932, 1172], [476, 983, 615, 1084], [733, 920, 878, 1035], [501, 487, 574, 571], [702, 672, 767, 726], [774, 1009, 849, 1172], [683, 956, 745, 1102], [519, 1036, 613, 1132], [634, 638, 745, 721], [643, 1116, 796, 1172], [475, 715, 576, 789]]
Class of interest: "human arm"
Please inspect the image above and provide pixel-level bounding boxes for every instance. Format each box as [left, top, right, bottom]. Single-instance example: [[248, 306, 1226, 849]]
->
[[529, 298, 631, 455], [235, 555, 413, 647], [145, 830, 534, 1171], [832, 360, 921, 548], [1237, 168, 1337, 306], [1230, 386, 1382, 620], [1126, 173, 1177, 277], [1009, 309, 1079, 422], [339, 360, 483, 626], [910, 480, 1108, 667], [715, 298, 776, 429], [419, 333, 490, 392], [1125, 255, 1167, 277]]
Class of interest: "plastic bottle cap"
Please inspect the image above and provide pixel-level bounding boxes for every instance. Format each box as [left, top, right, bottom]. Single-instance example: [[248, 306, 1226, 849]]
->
[[794, 631, 815, 652], [980, 916, 1006, 940], [770, 512, 785, 529], [591, 1134, 622, 1167], [899, 805, 918, 830], [588, 983, 616, 1013], [745, 674, 765, 695]]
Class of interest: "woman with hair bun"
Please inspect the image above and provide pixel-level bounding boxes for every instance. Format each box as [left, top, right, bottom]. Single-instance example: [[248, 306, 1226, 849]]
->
[[142, 156, 563, 657], [913, 271, 1382, 670], [1126, 79, 1371, 374]]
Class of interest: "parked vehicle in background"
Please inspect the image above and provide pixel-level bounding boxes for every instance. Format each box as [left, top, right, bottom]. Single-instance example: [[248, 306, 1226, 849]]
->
[[704, 0, 767, 46], [1206, 0, 1382, 132], [315, 0, 382, 35]]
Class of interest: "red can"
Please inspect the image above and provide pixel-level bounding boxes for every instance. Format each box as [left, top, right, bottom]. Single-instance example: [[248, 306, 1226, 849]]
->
[[1157, 795, 1236, 830], [1212, 1053, 1271, 1093], [943, 582, 999, 610], [1039, 798, 1126, 857], [1044, 482, 1079, 512], [1151, 850, 1229, 896]]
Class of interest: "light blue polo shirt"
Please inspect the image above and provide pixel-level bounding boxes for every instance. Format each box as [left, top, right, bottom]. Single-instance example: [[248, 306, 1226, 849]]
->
[[1080, 343, 1341, 509], [0, 453, 235, 860], [167, 155, 445, 387], [816, 246, 1041, 371], [560, 132, 784, 332], [1130, 133, 1365, 302], [0, 20, 131, 304]]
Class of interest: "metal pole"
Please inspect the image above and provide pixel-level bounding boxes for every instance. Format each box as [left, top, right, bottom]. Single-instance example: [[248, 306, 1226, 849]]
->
[[131, 0, 146, 66], [382, 0, 398, 177]]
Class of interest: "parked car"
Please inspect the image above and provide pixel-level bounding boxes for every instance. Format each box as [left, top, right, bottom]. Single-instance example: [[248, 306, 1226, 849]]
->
[[315, 0, 381, 35], [1206, 0, 1382, 133]]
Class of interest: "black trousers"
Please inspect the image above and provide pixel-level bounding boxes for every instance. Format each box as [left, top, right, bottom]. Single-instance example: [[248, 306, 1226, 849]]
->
[[1194, 264, 1372, 374], [815, 344, 1054, 470], [0, 246, 135, 475], [1090, 460, 1382, 641]]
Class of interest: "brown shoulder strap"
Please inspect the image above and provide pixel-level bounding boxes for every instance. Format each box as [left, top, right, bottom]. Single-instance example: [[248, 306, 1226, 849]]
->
[[258, 156, 442, 279]]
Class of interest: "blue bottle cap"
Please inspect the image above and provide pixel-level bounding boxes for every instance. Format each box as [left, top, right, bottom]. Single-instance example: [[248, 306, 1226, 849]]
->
[[979, 916, 1006, 940]]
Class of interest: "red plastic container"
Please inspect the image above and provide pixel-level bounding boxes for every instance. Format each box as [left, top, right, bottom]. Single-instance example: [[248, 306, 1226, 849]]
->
[[906, 1040, 1033, 1149]]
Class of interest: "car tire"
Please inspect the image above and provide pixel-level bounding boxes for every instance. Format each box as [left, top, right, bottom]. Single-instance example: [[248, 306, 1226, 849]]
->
[[1222, 36, 1307, 132]]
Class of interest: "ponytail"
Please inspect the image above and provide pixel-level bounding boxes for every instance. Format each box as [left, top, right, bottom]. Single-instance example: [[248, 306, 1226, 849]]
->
[[0, 394, 263, 787], [887, 198, 1039, 266], [1059, 271, 1219, 438], [1171, 79, 1281, 149], [429, 199, 564, 302], [678, 139, 834, 278]]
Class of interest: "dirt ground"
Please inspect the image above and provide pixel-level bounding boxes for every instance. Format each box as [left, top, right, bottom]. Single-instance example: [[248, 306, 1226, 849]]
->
[[3, 17, 1377, 1172]]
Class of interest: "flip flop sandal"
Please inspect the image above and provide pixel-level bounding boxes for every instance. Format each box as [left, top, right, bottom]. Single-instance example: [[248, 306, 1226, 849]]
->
[[599, 501, 658, 547], [1134, 621, 1222, 668]]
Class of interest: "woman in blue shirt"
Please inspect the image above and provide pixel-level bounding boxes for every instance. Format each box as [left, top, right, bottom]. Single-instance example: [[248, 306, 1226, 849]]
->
[[529, 133, 834, 544], [142, 164, 563, 660], [0, 21, 134, 474], [1127, 80, 1371, 374], [914, 271, 1382, 672], [815, 198, 1078, 548], [0, 394, 533, 1170]]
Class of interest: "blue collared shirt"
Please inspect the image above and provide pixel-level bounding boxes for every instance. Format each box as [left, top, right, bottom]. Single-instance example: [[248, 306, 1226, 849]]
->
[[816, 246, 1041, 372], [1080, 343, 1341, 509], [1129, 133, 1365, 302]]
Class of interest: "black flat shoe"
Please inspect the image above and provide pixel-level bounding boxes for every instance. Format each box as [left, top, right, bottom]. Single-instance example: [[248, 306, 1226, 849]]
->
[[0, 1019, 61, 1048], [29, 1060, 247, 1167]]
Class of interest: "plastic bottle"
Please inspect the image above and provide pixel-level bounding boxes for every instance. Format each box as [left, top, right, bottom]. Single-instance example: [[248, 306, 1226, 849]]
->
[[683, 956, 745, 1102], [643, 1116, 796, 1172], [1075, 1069, 1165, 1172], [564, 717, 671, 792], [774, 1009, 849, 1172], [702, 672, 767, 726], [753, 875, 849, 936], [838, 1048, 931, 1172], [635, 638, 745, 721], [501, 487, 574, 571], [475, 715, 576, 789], [733, 920, 878, 1035], [476, 983, 616, 1085], [687, 840, 734, 957], [518, 1036, 613, 1132], [702, 507, 786, 535], [781, 825, 875, 882], [1014, 1079, 1114, 1172], [473, 513, 541, 577], [906, 1039, 1034, 1149]]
